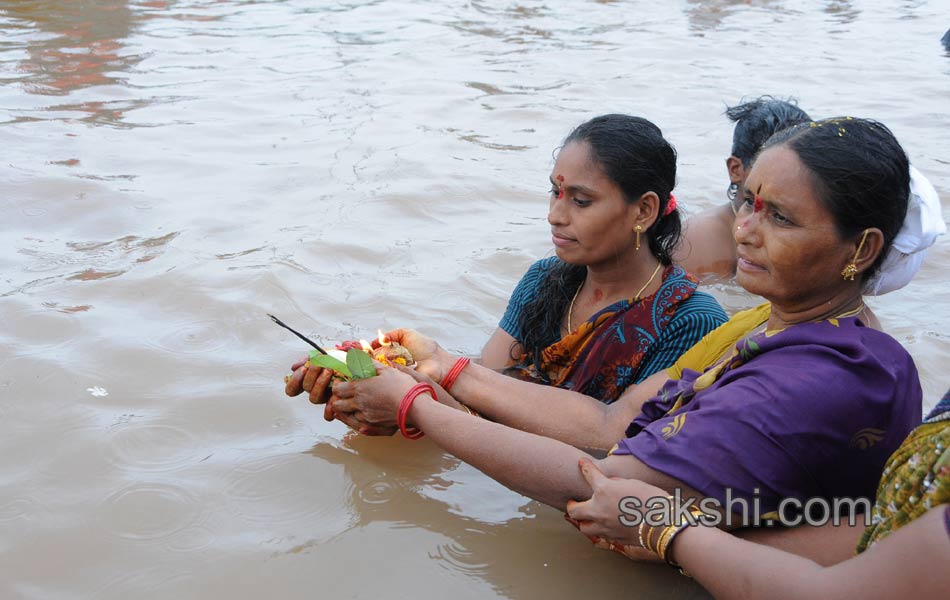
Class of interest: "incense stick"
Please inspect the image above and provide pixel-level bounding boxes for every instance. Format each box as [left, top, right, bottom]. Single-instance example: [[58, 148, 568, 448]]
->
[[267, 314, 328, 354]]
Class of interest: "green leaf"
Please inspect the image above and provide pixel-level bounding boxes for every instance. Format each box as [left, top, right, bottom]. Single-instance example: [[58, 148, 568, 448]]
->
[[309, 352, 353, 379], [346, 348, 377, 380]]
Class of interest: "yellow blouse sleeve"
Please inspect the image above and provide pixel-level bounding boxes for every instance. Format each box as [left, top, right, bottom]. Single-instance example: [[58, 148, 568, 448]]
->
[[666, 302, 771, 380]]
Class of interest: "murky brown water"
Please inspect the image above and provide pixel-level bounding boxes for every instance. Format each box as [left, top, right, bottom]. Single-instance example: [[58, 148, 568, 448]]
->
[[1, 1, 947, 598]]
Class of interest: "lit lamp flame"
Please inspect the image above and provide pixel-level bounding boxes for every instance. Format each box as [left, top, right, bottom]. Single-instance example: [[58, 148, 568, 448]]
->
[[359, 339, 373, 353], [377, 329, 391, 347]]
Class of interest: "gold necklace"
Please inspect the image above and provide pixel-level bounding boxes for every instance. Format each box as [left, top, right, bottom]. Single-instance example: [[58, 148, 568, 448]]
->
[[567, 262, 664, 332], [835, 302, 867, 319], [764, 301, 869, 335]]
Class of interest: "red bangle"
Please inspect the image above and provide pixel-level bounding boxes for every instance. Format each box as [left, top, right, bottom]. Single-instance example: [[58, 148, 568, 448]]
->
[[397, 382, 434, 439], [440, 357, 471, 392]]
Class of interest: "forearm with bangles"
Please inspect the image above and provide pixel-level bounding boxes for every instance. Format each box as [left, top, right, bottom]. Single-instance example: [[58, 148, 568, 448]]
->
[[436, 356, 641, 450]]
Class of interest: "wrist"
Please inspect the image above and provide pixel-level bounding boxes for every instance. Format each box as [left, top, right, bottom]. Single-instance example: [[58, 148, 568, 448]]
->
[[434, 349, 456, 382], [643, 498, 705, 574], [397, 382, 435, 439], [665, 524, 700, 578], [665, 525, 690, 565], [440, 357, 471, 393]]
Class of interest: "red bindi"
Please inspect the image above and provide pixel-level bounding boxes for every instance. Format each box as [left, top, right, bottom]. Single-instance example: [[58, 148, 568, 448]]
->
[[556, 174, 565, 200], [753, 184, 764, 213]]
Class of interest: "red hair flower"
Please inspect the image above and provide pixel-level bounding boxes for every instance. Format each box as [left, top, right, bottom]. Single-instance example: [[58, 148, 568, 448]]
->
[[664, 193, 677, 216]]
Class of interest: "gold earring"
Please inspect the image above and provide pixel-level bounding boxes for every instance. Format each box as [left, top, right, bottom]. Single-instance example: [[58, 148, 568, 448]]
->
[[635, 225, 642, 251], [841, 230, 870, 281]]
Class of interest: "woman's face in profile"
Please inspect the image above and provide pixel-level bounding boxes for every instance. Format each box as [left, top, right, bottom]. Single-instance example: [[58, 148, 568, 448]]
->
[[547, 141, 640, 267], [733, 145, 856, 309]]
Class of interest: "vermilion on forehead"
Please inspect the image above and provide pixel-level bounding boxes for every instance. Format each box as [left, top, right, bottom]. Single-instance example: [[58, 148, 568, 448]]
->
[[743, 179, 802, 214], [549, 175, 599, 197], [746, 187, 798, 215]]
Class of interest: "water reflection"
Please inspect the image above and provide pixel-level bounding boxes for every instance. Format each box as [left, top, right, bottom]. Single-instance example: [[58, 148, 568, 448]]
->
[[4, 231, 179, 298], [822, 0, 860, 26], [0, 0, 140, 95], [0, 0, 223, 126], [684, 0, 785, 33], [306, 435, 710, 599]]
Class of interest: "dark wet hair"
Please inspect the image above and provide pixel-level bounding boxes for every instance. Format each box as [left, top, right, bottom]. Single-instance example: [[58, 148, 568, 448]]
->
[[727, 96, 811, 165], [515, 114, 680, 376], [942, 28, 950, 52], [759, 117, 910, 282]]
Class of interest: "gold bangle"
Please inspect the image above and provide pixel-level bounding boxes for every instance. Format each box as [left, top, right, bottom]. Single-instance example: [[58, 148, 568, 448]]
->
[[686, 504, 709, 525], [648, 522, 664, 555], [459, 403, 480, 418], [653, 527, 665, 559], [637, 521, 648, 550], [664, 524, 689, 566], [656, 526, 675, 561]]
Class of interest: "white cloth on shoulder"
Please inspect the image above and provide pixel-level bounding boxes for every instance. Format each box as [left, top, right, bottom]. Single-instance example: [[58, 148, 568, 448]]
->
[[864, 165, 946, 295]]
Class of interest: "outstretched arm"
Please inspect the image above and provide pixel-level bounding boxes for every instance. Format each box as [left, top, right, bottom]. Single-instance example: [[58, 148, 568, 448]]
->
[[337, 328, 668, 450], [444, 360, 668, 451], [735, 518, 865, 567], [674, 506, 948, 599], [331, 367, 687, 511]]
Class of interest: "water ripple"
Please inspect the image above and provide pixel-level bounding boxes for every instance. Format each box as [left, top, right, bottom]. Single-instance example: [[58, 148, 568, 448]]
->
[[145, 319, 231, 355], [221, 361, 276, 390], [97, 482, 201, 540], [226, 453, 353, 529], [0, 496, 39, 522], [430, 539, 492, 578], [356, 479, 397, 506], [103, 421, 202, 473], [166, 525, 216, 553]]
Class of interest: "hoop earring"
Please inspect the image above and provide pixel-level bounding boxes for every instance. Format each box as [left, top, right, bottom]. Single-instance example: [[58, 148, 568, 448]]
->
[[635, 225, 642, 251], [841, 230, 871, 281]]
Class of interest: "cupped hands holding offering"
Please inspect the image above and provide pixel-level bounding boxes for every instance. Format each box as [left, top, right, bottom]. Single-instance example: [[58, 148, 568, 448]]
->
[[284, 328, 454, 435], [330, 365, 423, 432]]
